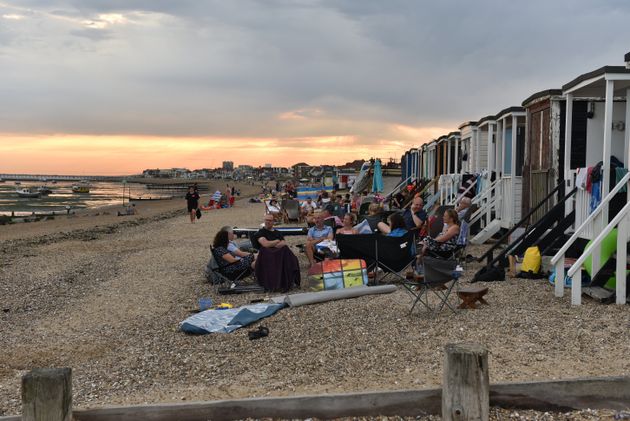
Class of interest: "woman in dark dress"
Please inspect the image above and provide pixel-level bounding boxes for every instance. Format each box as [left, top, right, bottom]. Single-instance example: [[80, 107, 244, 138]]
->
[[185, 186, 200, 224], [212, 229, 255, 278]]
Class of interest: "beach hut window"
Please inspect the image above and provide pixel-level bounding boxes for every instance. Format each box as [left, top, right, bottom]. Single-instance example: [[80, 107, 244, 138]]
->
[[504, 128, 513, 175]]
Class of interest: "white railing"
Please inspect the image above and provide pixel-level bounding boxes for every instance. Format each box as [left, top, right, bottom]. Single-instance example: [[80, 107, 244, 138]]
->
[[447, 177, 478, 206], [551, 171, 630, 305], [439, 174, 460, 206], [386, 175, 414, 199], [469, 178, 501, 228]]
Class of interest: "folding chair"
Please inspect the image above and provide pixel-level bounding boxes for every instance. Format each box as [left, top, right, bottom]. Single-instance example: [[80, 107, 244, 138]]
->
[[283, 199, 302, 223], [425, 221, 469, 266], [205, 247, 254, 287], [337, 232, 416, 284], [402, 256, 461, 316], [264, 200, 283, 224]]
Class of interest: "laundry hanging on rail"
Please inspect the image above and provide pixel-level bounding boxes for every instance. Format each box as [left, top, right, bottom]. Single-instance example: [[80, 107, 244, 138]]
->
[[575, 167, 588, 190], [589, 181, 601, 214]]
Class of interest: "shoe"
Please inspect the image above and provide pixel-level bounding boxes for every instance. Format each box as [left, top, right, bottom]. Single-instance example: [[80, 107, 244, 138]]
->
[[248, 326, 269, 340]]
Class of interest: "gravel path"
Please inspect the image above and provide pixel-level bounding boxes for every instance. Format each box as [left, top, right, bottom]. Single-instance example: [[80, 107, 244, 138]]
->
[[1, 198, 629, 416]]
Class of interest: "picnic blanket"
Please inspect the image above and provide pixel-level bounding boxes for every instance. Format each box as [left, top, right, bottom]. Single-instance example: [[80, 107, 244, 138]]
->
[[179, 303, 285, 334]]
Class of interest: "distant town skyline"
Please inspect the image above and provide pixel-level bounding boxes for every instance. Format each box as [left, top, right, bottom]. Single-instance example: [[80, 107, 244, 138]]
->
[[1, 1, 629, 175]]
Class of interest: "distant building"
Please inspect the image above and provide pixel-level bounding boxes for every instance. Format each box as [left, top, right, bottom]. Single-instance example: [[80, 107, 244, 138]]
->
[[222, 161, 234, 171], [292, 162, 312, 179], [264, 163, 272, 168]]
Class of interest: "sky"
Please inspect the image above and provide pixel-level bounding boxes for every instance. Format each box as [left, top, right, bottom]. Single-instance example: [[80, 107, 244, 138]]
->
[[1, 1, 630, 175]]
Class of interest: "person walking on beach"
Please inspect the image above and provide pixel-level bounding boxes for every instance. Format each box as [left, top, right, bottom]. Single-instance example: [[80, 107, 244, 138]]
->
[[185, 186, 200, 224]]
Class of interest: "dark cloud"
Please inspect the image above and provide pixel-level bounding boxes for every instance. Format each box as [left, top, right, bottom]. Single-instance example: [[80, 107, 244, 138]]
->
[[0, 0, 630, 141]]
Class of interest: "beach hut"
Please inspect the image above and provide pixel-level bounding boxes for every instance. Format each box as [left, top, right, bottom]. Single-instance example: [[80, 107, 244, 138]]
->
[[494, 106, 526, 228], [420, 140, 439, 195], [459, 121, 485, 173], [520, 89, 593, 221], [468, 109, 526, 241], [476, 115, 497, 175], [551, 54, 630, 304], [438, 132, 464, 204]]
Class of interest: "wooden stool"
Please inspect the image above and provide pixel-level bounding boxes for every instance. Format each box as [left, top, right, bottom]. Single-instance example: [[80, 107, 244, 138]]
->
[[457, 286, 489, 309]]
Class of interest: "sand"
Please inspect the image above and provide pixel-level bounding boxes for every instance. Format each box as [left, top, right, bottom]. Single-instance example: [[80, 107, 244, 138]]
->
[[1, 190, 629, 417]]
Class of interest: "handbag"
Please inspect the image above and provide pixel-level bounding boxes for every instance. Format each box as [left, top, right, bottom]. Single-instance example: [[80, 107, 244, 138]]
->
[[196, 208, 202, 219]]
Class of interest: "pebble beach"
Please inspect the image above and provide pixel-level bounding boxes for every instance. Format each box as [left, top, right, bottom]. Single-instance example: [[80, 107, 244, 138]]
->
[[1, 185, 629, 418]]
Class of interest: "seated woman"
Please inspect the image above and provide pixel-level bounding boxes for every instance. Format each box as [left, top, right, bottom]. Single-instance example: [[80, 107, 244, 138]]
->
[[336, 213, 358, 235], [363, 203, 390, 234], [385, 212, 408, 237], [212, 227, 256, 279], [422, 209, 460, 255]]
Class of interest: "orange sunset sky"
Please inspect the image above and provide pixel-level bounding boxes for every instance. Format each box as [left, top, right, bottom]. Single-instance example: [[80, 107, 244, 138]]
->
[[2, 1, 629, 175], [0, 126, 449, 175]]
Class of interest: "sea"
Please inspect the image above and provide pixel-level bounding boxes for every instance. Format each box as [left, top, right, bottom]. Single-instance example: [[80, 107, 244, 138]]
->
[[0, 181, 184, 216]]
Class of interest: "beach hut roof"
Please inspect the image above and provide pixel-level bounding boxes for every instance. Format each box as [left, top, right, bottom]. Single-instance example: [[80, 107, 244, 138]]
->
[[563, 66, 630, 96], [457, 121, 478, 130], [477, 115, 496, 126], [495, 106, 525, 119], [447, 131, 460, 139], [521, 89, 563, 107]]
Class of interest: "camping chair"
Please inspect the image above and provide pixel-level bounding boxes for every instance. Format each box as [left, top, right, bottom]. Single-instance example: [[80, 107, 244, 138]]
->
[[425, 221, 470, 265], [264, 200, 283, 223], [402, 256, 460, 316], [283, 199, 302, 223], [205, 247, 254, 287], [337, 232, 416, 284]]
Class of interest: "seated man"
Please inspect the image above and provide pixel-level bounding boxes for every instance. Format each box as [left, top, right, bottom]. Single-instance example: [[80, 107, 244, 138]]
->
[[253, 214, 288, 249], [402, 196, 427, 233], [306, 213, 334, 267], [321, 204, 343, 227], [456, 196, 472, 221], [252, 215, 300, 291]]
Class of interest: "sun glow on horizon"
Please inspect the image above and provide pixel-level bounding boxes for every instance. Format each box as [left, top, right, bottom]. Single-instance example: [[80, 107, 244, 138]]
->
[[0, 129, 451, 175]]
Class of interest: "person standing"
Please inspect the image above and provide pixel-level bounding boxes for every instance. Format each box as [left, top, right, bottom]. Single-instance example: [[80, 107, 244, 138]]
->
[[185, 186, 200, 224]]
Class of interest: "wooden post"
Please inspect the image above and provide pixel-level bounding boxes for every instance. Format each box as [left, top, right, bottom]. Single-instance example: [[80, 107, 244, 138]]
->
[[442, 343, 489, 421], [22, 368, 72, 421]]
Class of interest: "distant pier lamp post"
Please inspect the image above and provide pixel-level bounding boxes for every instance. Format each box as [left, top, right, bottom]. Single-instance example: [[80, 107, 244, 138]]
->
[[122, 179, 127, 206]]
